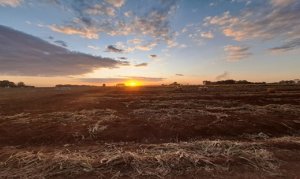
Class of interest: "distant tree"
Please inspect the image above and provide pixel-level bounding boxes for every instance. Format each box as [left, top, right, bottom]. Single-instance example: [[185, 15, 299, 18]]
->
[[17, 82, 25, 87], [214, 80, 236, 85], [0, 80, 16, 88], [236, 80, 251, 84], [224, 80, 236, 84], [203, 81, 211, 85], [279, 80, 295, 84]]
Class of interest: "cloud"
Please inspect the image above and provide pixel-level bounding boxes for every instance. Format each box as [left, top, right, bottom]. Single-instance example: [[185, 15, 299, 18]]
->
[[201, 31, 214, 39], [224, 45, 251, 61], [84, 4, 116, 16], [176, 74, 184, 76], [149, 54, 157, 59], [0, 25, 129, 76], [46, 0, 178, 47], [270, 0, 295, 7], [80, 78, 125, 83], [105, 0, 125, 8], [209, 2, 216, 6], [129, 9, 176, 42], [118, 57, 127, 60], [54, 40, 68, 47], [49, 25, 99, 39], [179, 44, 187, 48], [135, 62, 148, 67], [88, 45, 101, 50], [204, 1, 300, 50], [134, 41, 158, 51], [246, 1, 251, 6], [269, 38, 300, 52], [105, 45, 124, 53], [111, 40, 158, 53], [0, 0, 22, 7], [216, 71, 230, 80], [166, 38, 179, 48], [128, 38, 143, 44], [123, 76, 165, 82], [80, 76, 164, 83], [124, 11, 132, 17]]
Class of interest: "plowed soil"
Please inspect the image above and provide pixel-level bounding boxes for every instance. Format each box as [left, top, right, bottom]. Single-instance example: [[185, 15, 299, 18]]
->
[[0, 85, 300, 178]]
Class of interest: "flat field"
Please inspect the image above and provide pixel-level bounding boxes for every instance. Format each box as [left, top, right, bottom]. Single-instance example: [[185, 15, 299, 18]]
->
[[0, 85, 300, 178]]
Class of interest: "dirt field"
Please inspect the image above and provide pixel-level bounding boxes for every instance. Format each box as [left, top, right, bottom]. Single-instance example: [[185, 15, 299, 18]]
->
[[1, 85, 300, 178]]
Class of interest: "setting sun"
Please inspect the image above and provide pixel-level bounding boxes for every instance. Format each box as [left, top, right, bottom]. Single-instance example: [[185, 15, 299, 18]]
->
[[125, 80, 142, 87]]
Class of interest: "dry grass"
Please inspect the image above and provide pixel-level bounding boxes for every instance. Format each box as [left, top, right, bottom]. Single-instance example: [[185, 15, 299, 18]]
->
[[131, 101, 300, 122], [206, 104, 300, 115], [132, 108, 229, 121], [0, 140, 280, 178], [0, 109, 118, 124]]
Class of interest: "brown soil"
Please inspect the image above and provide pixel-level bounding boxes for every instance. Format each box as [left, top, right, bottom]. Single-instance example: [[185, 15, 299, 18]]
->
[[0, 85, 300, 178]]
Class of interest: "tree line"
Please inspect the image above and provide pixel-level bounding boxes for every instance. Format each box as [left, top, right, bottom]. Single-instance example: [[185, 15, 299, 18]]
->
[[203, 80, 266, 85], [203, 79, 300, 85], [0, 80, 34, 88]]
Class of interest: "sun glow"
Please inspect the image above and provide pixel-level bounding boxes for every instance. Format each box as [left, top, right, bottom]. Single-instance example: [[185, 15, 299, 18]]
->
[[125, 80, 142, 87]]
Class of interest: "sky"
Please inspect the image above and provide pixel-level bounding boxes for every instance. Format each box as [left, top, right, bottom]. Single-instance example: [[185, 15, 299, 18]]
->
[[0, 0, 299, 87]]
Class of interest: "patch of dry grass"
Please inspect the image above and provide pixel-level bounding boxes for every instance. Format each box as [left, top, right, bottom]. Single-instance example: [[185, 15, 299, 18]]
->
[[1, 109, 118, 124], [131, 99, 300, 122], [0, 140, 280, 178], [206, 104, 300, 115], [132, 108, 229, 121]]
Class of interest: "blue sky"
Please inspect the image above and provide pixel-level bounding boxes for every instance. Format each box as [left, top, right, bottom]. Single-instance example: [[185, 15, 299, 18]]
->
[[0, 0, 299, 86]]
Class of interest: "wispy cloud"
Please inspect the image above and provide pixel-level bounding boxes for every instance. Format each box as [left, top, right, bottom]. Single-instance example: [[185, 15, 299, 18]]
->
[[49, 25, 99, 39], [201, 31, 214, 39], [123, 76, 165, 82], [224, 45, 251, 61], [134, 41, 158, 51], [88, 45, 101, 50], [135, 62, 148, 67], [84, 4, 116, 16], [269, 38, 300, 52], [105, 0, 125, 8], [127, 38, 142, 45], [204, 1, 300, 52], [80, 76, 164, 83], [0, 0, 22, 7], [270, 0, 295, 7], [176, 74, 184, 76], [149, 54, 158, 59], [0, 25, 129, 76], [54, 40, 68, 47], [45, 0, 178, 48], [111, 41, 158, 53], [105, 45, 124, 53]]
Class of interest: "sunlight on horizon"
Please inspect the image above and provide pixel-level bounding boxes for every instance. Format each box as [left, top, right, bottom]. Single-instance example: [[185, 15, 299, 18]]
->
[[125, 80, 142, 87]]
